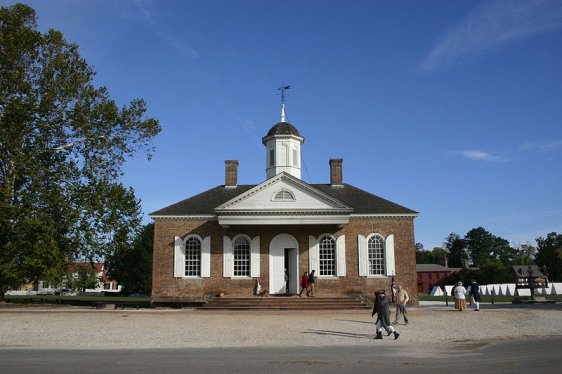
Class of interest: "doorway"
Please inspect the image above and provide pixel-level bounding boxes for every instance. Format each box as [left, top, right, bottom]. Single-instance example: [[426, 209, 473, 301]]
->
[[269, 234, 299, 295]]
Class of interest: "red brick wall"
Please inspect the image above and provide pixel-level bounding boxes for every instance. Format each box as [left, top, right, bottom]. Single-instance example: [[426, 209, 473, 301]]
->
[[152, 216, 418, 305]]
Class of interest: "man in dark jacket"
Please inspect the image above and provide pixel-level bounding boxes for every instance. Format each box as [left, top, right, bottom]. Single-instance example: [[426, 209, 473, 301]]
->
[[307, 270, 316, 297], [469, 279, 481, 311], [371, 289, 399, 340]]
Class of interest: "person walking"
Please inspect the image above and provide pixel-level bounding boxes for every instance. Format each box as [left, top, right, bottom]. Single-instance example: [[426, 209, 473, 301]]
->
[[307, 270, 316, 297], [469, 279, 481, 311], [299, 271, 309, 297], [371, 289, 399, 340], [393, 284, 409, 325], [453, 281, 467, 311]]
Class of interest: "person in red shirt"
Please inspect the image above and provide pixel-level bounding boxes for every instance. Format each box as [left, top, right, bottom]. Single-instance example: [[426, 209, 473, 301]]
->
[[299, 271, 309, 297]]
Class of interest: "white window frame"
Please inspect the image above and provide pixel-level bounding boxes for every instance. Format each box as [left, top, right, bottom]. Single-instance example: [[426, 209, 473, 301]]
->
[[232, 235, 251, 278], [367, 234, 385, 276], [174, 234, 211, 278], [223, 235, 260, 279], [357, 233, 395, 278], [309, 234, 346, 278]]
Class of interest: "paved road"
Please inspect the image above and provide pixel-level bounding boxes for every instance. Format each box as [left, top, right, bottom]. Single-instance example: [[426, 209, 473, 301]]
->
[[1, 336, 560, 373]]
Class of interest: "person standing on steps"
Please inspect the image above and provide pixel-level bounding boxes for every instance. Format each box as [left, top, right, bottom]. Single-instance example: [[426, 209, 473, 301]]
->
[[469, 279, 481, 311], [284, 268, 289, 294], [393, 284, 409, 325], [307, 270, 316, 297], [299, 271, 309, 297], [371, 289, 399, 340]]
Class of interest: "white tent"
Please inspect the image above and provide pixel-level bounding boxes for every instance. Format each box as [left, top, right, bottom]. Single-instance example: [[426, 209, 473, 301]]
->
[[516, 288, 531, 297], [543, 284, 553, 295], [498, 284, 508, 296], [444, 285, 454, 295], [535, 286, 544, 295], [430, 286, 444, 296], [550, 282, 562, 295], [479, 285, 487, 295], [505, 284, 516, 296], [486, 284, 498, 295]]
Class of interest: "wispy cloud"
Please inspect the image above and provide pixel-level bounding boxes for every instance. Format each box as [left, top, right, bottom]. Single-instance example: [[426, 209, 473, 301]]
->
[[420, 0, 562, 73], [228, 113, 262, 149], [452, 150, 507, 162], [520, 139, 562, 151], [130, 0, 199, 60]]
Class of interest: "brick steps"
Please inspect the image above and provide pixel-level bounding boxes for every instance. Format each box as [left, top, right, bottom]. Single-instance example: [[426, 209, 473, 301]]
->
[[199, 296, 371, 310]]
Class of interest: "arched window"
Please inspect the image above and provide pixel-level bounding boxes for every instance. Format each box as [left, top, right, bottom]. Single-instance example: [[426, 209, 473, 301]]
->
[[273, 189, 295, 201], [368, 235, 385, 275], [184, 236, 202, 277], [233, 236, 251, 277], [319, 235, 336, 276]]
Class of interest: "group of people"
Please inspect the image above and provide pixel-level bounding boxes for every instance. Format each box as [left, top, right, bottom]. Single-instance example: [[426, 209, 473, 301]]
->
[[299, 270, 316, 297], [452, 279, 481, 311], [295, 271, 482, 340]]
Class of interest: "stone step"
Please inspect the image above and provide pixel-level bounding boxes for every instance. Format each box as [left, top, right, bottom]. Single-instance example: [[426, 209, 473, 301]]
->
[[199, 296, 371, 310]]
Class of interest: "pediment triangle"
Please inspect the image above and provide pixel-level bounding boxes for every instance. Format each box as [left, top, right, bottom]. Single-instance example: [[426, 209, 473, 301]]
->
[[215, 172, 352, 212]]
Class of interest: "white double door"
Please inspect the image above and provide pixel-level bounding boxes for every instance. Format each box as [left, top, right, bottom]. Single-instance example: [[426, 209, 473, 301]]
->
[[269, 234, 299, 295]]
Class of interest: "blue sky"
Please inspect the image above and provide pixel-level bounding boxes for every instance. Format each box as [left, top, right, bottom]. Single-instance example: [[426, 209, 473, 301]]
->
[[5, 0, 562, 250]]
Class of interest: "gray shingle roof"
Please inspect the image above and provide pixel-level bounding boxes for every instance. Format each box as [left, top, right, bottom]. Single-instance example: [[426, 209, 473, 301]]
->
[[150, 183, 417, 216], [265, 122, 302, 137]]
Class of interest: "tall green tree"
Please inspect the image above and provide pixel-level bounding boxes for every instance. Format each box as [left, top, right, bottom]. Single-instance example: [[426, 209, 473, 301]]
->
[[66, 263, 99, 292], [0, 4, 160, 300], [514, 244, 536, 265], [535, 232, 562, 281], [464, 227, 517, 267], [444, 233, 466, 267], [416, 243, 448, 266], [106, 223, 153, 295]]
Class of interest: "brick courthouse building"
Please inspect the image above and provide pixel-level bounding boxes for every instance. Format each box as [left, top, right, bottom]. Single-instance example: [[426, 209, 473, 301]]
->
[[150, 106, 419, 305]]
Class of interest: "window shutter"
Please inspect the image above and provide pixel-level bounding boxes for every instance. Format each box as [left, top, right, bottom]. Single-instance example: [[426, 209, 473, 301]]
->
[[336, 235, 346, 277], [201, 236, 211, 278], [385, 234, 395, 276], [358, 235, 368, 276], [223, 236, 233, 278], [250, 236, 260, 277], [309, 236, 319, 273], [174, 236, 184, 278]]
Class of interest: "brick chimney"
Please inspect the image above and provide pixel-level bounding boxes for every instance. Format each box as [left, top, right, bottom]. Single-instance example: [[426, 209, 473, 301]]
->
[[329, 159, 343, 186], [225, 160, 238, 188]]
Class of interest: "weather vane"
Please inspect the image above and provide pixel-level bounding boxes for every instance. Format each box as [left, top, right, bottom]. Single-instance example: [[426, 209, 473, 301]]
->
[[278, 85, 291, 105], [278, 85, 291, 122]]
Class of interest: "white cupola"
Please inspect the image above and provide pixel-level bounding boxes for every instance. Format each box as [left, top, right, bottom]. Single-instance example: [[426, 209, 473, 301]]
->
[[262, 102, 304, 179]]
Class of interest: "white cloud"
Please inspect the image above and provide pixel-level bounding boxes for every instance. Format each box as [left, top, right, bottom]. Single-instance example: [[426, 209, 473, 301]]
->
[[453, 150, 507, 162], [520, 139, 562, 151], [420, 0, 562, 73], [130, 0, 199, 60]]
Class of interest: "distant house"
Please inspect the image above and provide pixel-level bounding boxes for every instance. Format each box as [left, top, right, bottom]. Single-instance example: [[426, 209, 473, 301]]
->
[[416, 263, 479, 294], [8, 262, 121, 295], [416, 264, 451, 294], [66, 262, 122, 293], [512, 265, 548, 288]]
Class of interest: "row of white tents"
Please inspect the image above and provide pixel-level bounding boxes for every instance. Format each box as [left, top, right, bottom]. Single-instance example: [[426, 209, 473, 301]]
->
[[429, 282, 562, 297]]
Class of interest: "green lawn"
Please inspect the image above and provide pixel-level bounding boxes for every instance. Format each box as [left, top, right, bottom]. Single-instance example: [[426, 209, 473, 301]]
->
[[5, 294, 150, 304]]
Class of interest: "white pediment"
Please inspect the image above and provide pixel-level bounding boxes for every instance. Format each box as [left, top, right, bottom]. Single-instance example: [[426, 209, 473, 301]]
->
[[215, 172, 352, 225]]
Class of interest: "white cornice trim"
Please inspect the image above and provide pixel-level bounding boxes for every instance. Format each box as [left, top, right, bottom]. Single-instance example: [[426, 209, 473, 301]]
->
[[218, 215, 350, 225], [150, 215, 217, 220]]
